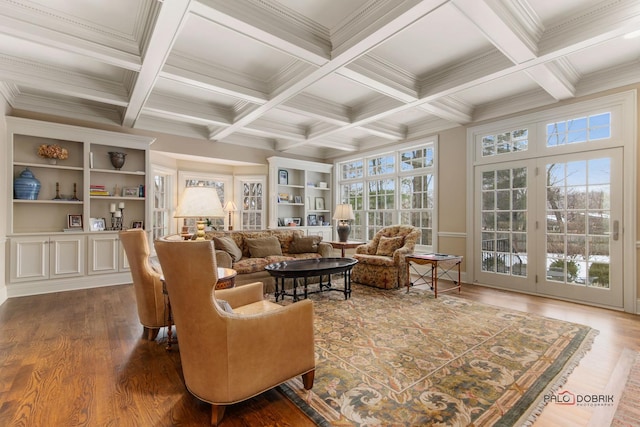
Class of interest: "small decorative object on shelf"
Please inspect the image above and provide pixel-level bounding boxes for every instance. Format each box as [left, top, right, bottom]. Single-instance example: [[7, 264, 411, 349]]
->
[[108, 151, 127, 170], [37, 144, 68, 165], [53, 182, 62, 200], [14, 168, 41, 200]]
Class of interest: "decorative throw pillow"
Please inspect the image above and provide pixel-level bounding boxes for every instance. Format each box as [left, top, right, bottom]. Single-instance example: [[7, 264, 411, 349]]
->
[[217, 299, 234, 313], [245, 236, 283, 258], [375, 236, 404, 256], [213, 236, 243, 262], [288, 235, 322, 254]]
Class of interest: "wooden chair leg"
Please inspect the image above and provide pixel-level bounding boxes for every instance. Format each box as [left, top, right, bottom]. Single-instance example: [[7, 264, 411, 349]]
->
[[143, 326, 159, 341], [211, 404, 226, 426], [302, 370, 315, 390]]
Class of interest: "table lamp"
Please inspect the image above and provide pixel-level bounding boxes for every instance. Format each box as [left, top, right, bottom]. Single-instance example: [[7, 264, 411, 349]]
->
[[223, 201, 237, 231], [175, 185, 224, 240], [332, 204, 355, 242]]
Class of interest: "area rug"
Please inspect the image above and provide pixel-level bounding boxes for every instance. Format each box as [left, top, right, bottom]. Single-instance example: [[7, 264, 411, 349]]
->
[[609, 349, 640, 426], [278, 284, 598, 426]]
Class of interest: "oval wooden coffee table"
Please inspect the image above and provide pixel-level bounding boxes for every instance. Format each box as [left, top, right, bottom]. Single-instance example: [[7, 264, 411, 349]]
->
[[265, 257, 357, 302]]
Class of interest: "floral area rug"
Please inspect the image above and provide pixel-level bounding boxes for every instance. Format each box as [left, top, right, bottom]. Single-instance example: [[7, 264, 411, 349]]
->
[[277, 283, 598, 426], [610, 350, 640, 426]]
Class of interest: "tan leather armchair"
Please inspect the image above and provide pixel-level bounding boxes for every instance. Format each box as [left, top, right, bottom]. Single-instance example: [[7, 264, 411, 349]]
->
[[154, 239, 315, 426], [351, 225, 421, 289], [119, 229, 167, 340]]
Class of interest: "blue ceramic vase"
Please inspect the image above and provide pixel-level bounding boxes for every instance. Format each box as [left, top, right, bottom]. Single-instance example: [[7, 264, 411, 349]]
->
[[14, 168, 41, 200]]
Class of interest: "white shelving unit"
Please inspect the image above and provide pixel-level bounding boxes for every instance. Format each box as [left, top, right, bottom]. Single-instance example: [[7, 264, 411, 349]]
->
[[6, 117, 154, 296], [267, 156, 333, 240]]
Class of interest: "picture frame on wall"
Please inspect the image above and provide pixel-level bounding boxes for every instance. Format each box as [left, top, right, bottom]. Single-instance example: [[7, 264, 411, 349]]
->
[[278, 169, 288, 185], [132, 221, 143, 229]]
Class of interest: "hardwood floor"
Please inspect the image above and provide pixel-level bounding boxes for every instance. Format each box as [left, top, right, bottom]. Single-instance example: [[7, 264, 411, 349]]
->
[[0, 282, 637, 426]]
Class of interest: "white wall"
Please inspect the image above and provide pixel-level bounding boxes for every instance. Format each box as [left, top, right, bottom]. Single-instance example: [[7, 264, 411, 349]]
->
[[0, 98, 10, 305]]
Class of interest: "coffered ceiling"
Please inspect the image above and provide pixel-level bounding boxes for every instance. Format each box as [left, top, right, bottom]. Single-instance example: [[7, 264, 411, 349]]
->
[[1, 0, 639, 161]]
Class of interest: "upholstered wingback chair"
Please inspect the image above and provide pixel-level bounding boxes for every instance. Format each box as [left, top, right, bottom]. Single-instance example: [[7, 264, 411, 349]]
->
[[119, 229, 167, 340], [351, 225, 421, 289], [154, 239, 315, 426]]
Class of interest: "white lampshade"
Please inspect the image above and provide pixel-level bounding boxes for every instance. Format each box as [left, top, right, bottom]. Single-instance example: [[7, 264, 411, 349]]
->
[[332, 204, 355, 221], [175, 186, 224, 240], [223, 201, 237, 212]]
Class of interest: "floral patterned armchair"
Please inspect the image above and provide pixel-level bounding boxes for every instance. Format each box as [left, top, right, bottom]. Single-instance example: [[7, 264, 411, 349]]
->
[[351, 225, 421, 289]]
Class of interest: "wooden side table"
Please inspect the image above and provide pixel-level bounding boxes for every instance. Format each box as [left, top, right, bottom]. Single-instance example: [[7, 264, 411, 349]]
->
[[328, 241, 364, 257], [406, 253, 463, 298], [163, 267, 237, 350]]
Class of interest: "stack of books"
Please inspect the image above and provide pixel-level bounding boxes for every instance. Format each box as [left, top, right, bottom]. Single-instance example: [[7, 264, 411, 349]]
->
[[90, 185, 110, 196]]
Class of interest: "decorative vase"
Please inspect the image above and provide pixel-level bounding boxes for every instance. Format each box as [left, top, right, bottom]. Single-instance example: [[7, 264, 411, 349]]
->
[[14, 168, 41, 200], [108, 152, 127, 170]]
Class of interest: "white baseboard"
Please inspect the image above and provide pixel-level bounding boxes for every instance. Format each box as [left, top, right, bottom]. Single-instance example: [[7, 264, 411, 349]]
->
[[6, 273, 132, 298]]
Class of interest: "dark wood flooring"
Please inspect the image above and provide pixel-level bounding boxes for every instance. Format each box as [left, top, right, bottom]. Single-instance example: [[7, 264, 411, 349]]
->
[[0, 282, 638, 426]]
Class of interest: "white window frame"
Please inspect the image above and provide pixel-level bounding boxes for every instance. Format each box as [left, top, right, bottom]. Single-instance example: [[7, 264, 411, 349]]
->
[[150, 164, 177, 242]]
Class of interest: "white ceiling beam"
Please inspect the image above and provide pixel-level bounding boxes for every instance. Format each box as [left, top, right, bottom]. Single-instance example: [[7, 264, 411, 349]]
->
[[191, 0, 330, 66], [10, 92, 123, 125], [524, 58, 579, 100], [209, 0, 447, 141], [280, 94, 351, 125], [243, 119, 307, 141], [338, 55, 419, 103], [450, 0, 541, 64], [122, 0, 192, 127], [419, 96, 474, 124], [306, 139, 358, 152], [143, 93, 231, 126], [357, 122, 406, 140], [160, 64, 268, 105]]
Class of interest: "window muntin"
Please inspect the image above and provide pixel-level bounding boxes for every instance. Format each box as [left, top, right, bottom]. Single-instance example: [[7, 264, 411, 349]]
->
[[546, 112, 611, 147], [152, 174, 170, 240], [241, 181, 263, 230], [337, 141, 435, 247], [482, 129, 528, 157]]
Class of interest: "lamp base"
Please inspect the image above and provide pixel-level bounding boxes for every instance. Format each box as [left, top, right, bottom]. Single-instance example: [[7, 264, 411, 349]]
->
[[337, 223, 351, 242], [195, 219, 206, 240]]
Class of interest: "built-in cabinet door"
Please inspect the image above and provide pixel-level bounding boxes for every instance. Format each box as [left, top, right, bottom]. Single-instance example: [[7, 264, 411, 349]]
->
[[10, 235, 85, 282], [50, 235, 85, 278], [10, 236, 49, 282], [88, 234, 119, 275]]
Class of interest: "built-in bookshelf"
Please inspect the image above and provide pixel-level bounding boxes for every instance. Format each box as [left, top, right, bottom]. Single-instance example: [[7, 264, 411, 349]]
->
[[267, 156, 333, 240], [6, 117, 155, 296]]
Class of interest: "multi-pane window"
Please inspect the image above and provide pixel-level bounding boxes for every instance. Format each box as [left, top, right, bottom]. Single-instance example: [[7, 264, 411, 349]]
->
[[546, 112, 611, 146], [337, 142, 435, 246], [480, 167, 528, 276], [481, 129, 528, 157], [152, 174, 171, 240], [241, 181, 264, 230]]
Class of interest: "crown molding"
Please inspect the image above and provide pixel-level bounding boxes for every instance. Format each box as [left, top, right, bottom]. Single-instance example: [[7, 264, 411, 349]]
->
[[244, 117, 307, 141], [472, 87, 556, 123], [0, 54, 129, 105], [280, 93, 350, 125], [575, 59, 640, 97], [539, 0, 640, 56], [340, 54, 418, 102], [12, 92, 123, 125], [192, 0, 330, 65], [524, 57, 579, 100], [419, 96, 474, 124], [358, 121, 406, 140], [136, 114, 211, 139], [143, 92, 231, 126]]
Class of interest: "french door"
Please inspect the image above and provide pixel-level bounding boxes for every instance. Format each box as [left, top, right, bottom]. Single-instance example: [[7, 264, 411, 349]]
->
[[475, 148, 623, 309]]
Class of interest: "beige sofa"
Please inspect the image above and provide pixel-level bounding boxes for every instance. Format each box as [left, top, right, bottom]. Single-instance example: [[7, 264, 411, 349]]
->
[[199, 229, 333, 293]]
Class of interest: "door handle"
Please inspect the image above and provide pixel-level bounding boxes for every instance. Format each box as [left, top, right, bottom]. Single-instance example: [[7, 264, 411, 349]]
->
[[612, 220, 619, 241]]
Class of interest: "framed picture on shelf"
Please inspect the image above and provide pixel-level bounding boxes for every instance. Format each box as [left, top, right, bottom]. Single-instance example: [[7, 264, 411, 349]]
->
[[278, 169, 288, 185], [318, 215, 325, 224], [307, 214, 317, 226], [89, 217, 106, 231], [123, 186, 139, 197], [283, 217, 294, 226], [292, 217, 301, 226], [68, 214, 83, 228], [131, 221, 143, 229], [294, 195, 302, 204], [278, 192, 289, 202], [315, 197, 325, 210]]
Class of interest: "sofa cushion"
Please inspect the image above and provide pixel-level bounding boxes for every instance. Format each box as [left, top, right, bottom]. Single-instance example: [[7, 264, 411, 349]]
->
[[375, 236, 404, 256], [213, 236, 243, 262], [232, 258, 272, 274], [246, 236, 283, 257], [288, 235, 322, 254]]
